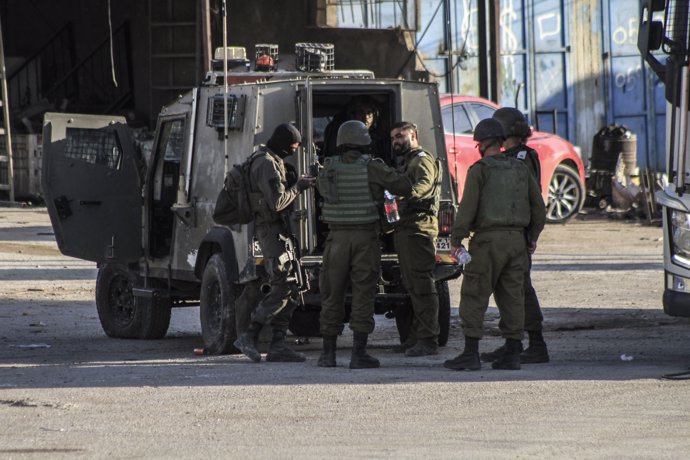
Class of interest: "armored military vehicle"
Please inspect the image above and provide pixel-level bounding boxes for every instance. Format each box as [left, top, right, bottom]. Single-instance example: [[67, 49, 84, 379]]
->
[[41, 44, 461, 354]]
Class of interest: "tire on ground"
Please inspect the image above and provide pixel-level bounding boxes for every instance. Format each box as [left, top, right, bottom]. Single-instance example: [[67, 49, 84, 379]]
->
[[546, 164, 584, 223], [200, 253, 240, 355], [96, 263, 171, 339]]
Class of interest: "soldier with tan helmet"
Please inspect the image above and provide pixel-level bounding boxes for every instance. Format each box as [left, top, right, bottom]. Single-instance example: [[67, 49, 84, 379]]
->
[[443, 118, 545, 371], [317, 120, 412, 369], [481, 107, 549, 364]]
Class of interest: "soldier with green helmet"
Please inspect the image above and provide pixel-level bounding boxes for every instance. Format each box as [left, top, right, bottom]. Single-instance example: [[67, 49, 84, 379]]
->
[[443, 118, 545, 371], [389, 121, 441, 357], [479, 107, 549, 364], [317, 120, 412, 369]]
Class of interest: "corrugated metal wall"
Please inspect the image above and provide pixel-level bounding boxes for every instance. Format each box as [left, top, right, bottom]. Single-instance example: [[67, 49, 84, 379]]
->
[[417, 0, 666, 172]]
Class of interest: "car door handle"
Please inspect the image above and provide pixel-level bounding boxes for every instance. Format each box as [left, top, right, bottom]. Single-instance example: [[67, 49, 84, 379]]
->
[[80, 200, 102, 206]]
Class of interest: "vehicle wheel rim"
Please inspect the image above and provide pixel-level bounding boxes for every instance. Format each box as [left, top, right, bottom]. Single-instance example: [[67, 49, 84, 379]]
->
[[109, 274, 135, 328], [547, 170, 581, 221]]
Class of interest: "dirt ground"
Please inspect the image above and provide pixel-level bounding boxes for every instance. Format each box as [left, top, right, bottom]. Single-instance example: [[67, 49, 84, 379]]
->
[[1, 207, 690, 458]]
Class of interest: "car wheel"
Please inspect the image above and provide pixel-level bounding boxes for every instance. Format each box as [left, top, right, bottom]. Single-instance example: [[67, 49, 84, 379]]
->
[[200, 254, 240, 355], [96, 263, 171, 339], [546, 164, 584, 223]]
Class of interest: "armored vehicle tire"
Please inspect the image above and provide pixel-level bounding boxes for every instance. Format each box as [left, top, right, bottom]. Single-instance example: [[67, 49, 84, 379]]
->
[[437, 280, 451, 347], [546, 164, 584, 223], [395, 280, 451, 347], [200, 254, 240, 355], [96, 263, 172, 339]]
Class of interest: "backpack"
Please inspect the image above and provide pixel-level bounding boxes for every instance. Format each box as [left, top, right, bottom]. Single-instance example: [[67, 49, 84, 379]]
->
[[212, 153, 259, 226]]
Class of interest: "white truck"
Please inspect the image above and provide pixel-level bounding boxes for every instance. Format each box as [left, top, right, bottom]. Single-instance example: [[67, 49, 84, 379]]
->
[[639, 1, 690, 317]]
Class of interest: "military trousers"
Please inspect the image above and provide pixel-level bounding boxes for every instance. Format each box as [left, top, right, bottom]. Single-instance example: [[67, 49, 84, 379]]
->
[[394, 228, 440, 342], [459, 229, 528, 340], [524, 253, 544, 332], [251, 221, 295, 332], [319, 227, 380, 336]]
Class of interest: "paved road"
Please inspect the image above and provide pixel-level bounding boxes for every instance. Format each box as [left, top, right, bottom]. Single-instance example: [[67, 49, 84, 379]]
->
[[1, 208, 689, 459]]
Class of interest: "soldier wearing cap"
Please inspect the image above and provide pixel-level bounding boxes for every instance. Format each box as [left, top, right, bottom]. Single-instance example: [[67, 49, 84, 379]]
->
[[316, 120, 412, 369], [233, 123, 316, 363], [479, 107, 549, 364], [389, 121, 442, 357], [443, 118, 545, 371]]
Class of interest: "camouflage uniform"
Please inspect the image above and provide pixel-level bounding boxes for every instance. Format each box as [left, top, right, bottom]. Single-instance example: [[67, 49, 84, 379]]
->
[[233, 122, 310, 363], [246, 146, 301, 332], [318, 151, 412, 337], [451, 154, 545, 342], [394, 147, 440, 350]]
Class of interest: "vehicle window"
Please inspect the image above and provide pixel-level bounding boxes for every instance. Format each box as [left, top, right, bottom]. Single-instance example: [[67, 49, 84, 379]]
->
[[442, 105, 473, 135], [64, 127, 122, 170], [470, 103, 497, 126], [159, 119, 185, 161]]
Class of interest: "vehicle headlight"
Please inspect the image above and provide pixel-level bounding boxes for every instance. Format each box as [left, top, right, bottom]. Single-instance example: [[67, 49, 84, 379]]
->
[[671, 210, 690, 258]]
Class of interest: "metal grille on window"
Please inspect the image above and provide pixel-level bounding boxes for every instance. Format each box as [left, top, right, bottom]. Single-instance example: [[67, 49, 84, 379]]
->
[[664, 0, 690, 55], [65, 127, 122, 169]]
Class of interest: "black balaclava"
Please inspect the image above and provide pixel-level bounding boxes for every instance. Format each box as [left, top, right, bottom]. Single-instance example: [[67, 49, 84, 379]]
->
[[266, 123, 302, 158]]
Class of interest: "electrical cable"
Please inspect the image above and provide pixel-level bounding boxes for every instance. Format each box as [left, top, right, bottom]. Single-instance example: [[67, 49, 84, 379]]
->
[[108, 0, 118, 87]]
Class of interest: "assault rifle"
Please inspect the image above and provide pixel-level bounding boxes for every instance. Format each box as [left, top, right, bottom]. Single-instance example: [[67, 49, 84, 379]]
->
[[278, 233, 310, 306]]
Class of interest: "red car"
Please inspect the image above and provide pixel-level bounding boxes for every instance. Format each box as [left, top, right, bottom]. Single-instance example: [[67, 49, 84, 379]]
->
[[440, 95, 586, 223]]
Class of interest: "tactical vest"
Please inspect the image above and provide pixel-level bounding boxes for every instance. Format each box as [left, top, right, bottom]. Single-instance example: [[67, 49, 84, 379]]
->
[[505, 144, 541, 187], [476, 156, 531, 229], [318, 153, 379, 224]]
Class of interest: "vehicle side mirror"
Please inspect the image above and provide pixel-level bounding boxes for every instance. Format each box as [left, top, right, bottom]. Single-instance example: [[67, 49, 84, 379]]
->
[[637, 0, 667, 79]]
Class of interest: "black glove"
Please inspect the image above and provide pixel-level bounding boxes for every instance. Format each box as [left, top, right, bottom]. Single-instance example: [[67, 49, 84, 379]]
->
[[296, 176, 316, 191]]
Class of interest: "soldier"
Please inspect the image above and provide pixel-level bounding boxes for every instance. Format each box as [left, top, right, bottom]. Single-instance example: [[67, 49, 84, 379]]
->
[[479, 107, 549, 364], [443, 118, 545, 371], [233, 123, 316, 363], [389, 121, 441, 357], [317, 120, 412, 369]]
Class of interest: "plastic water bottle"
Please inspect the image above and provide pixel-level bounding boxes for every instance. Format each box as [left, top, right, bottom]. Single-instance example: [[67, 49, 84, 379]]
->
[[457, 247, 472, 265], [384, 190, 400, 223]]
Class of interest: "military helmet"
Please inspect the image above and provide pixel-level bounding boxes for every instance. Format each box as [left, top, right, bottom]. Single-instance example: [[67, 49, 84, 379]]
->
[[337, 120, 371, 147], [492, 107, 531, 138], [473, 118, 505, 142]]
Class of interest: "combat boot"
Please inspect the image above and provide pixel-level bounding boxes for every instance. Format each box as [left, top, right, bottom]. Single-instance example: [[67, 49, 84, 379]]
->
[[317, 335, 337, 368], [404, 338, 438, 357], [349, 331, 380, 369], [443, 350, 481, 370], [443, 336, 480, 371], [491, 338, 523, 370], [233, 321, 263, 363], [392, 337, 416, 353], [521, 331, 549, 364], [266, 329, 306, 362], [480, 345, 505, 363]]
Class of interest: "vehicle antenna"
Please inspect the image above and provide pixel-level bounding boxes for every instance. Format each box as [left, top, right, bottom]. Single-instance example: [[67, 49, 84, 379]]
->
[[444, 0, 459, 184], [222, 0, 229, 175]]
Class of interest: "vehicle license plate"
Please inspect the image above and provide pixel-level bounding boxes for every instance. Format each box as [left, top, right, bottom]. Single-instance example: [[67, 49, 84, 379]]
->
[[436, 237, 451, 251]]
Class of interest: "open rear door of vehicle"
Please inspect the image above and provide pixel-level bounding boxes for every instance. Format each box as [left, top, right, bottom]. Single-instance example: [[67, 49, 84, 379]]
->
[[42, 113, 143, 264]]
